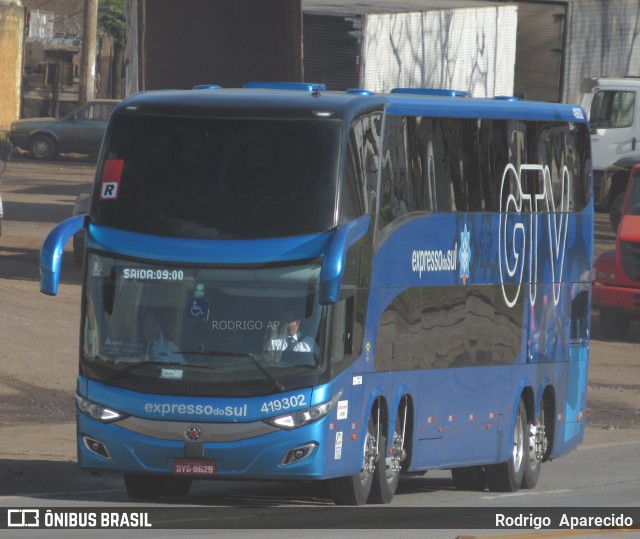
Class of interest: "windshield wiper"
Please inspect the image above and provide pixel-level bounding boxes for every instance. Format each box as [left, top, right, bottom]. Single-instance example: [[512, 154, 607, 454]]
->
[[181, 350, 284, 392], [104, 360, 185, 383]]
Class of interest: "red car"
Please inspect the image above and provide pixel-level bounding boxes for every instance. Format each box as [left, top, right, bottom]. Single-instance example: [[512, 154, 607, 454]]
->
[[593, 164, 640, 339]]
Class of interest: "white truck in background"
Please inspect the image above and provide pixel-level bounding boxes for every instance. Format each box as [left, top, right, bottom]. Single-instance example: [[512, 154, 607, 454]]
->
[[580, 77, 640, 229]]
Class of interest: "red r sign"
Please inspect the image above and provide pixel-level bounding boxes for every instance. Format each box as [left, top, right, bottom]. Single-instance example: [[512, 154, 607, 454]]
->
[[100, 159, 124, 200]]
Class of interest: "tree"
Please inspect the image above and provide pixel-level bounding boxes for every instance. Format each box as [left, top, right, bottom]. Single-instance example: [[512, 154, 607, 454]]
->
[[98, 0, 126, 98]]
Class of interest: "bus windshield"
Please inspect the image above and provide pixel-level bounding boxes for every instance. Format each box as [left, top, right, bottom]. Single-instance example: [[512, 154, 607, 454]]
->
[[82, 253, 325, 396], [92, 115, 341, 239]]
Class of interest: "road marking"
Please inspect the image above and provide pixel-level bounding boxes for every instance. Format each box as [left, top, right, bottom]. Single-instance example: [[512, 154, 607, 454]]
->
[[480, 489, 573, 499], [0, 487, 124, 500]]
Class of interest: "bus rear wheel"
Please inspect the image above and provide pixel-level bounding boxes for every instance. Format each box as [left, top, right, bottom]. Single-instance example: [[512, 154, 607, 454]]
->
[[486, 398, 526, 492], [522, 404, 547, 489], [124, 474, 192, 500], [330, 411, 379, 505]]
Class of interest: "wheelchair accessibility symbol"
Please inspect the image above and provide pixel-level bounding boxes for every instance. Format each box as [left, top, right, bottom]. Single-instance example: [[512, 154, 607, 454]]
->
[[187, 298, 208, 319]]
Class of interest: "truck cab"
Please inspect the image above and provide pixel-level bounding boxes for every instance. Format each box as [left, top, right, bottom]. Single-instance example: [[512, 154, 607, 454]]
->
[[580, 77, 640, 224], [593, 164, 640, 339]]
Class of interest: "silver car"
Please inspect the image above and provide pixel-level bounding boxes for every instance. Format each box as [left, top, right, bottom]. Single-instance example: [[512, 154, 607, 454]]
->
[[9, 100, 119, 160]]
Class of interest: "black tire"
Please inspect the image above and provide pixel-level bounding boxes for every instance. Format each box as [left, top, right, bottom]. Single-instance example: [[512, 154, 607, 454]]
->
[[28, 134, 57, 160], [486, 398, 526, 492], [600, 309, 630, 341], [609, 192, 625, 232], [369, 405, 403, 504], [330, 412, 378, 505], [451, 466, 486, 491], [123, 474, 192, 500]]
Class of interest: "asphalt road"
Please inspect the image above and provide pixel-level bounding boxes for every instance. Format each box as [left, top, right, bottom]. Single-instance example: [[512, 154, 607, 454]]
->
[[1, 156, 639, 537]]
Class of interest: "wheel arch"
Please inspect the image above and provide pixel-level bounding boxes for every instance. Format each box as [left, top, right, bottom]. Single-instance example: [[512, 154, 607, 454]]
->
[[540, 383, 556, 460], [361, 391, 390, 443], [521, 385, 536, 425], [389, 390, 415, 471], [29, 129, 59, 145]]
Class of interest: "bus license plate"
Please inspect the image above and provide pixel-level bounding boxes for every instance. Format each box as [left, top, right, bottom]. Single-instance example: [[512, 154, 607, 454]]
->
[[173, 459, 216, 476]]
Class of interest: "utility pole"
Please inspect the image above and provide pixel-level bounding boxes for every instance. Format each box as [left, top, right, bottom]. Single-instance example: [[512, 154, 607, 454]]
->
[[79, 0, 99, 103]]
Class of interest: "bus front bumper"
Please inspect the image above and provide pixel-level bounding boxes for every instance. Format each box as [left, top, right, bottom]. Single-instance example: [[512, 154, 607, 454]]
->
[[76, 413, 351, 481]]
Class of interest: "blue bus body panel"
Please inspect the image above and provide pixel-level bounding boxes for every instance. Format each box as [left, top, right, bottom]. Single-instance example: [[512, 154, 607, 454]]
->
[[386, 97, 587, 123], [66, 87, 593, 483], [84, 378, 318, 422]]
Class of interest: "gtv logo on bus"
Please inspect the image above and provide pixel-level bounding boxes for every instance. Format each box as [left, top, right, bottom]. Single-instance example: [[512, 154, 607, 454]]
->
[[498, 163, 570, 308]]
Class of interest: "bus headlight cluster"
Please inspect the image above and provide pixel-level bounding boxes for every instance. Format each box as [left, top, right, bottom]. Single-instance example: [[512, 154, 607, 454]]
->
[[264, 390, 342, 430], [74, 394, 127, 423]]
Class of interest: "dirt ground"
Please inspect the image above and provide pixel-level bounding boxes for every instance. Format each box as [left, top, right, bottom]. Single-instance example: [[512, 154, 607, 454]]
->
[[0, 155, 639, 495]]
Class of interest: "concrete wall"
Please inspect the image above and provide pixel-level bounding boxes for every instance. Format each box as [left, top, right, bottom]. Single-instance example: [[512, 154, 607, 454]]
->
[[0, 0, 25, 130], [360, 6, 518, 97]]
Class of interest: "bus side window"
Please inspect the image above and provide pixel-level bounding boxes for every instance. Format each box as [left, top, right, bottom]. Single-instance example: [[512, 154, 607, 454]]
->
[[330, 292, 366, 376], [330, 296, 354, 372], [379, 115, 409, 230], [570, 290, 590, 343], [340, 112, 382, 222], [340, 141, 365, 222]]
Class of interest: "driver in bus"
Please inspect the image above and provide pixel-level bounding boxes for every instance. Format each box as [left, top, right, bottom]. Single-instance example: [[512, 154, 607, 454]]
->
[[266, 311, 317, 353], [142, 314, 185, 363]]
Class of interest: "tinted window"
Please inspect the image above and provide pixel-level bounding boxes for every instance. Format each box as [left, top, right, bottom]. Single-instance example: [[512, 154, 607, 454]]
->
[[379, 116, 590, 228], [93, 115, 340, 239], [339, 112, 382, 222]]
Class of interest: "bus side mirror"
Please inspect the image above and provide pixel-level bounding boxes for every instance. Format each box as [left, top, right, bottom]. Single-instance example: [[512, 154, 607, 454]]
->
[[40, 214, 85, 296]]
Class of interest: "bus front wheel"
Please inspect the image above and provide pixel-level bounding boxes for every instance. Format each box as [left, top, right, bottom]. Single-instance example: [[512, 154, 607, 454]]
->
[[485, 398, 527, 492], [369, 403, 406, 503], [330, 411, 379, 505]]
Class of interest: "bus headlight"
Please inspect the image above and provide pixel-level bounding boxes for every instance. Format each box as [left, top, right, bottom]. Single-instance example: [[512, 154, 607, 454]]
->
[[74, 394, 127, 423], [263, 389, 343, 430]]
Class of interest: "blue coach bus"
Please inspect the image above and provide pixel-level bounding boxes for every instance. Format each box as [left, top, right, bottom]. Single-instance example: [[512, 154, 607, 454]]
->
[[40, 82, 592, 505]]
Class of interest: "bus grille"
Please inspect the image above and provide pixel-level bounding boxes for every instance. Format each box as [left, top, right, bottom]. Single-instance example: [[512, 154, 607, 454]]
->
[[621, 241, 640, 281]]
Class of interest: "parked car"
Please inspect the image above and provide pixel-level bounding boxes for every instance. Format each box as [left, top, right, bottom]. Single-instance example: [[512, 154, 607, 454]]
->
[[9, 100, 119, 160], [592, 163, 640, 340]]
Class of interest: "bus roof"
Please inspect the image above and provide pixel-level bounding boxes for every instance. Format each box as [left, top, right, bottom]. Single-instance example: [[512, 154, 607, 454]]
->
[[116, 85, 588, 125]]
